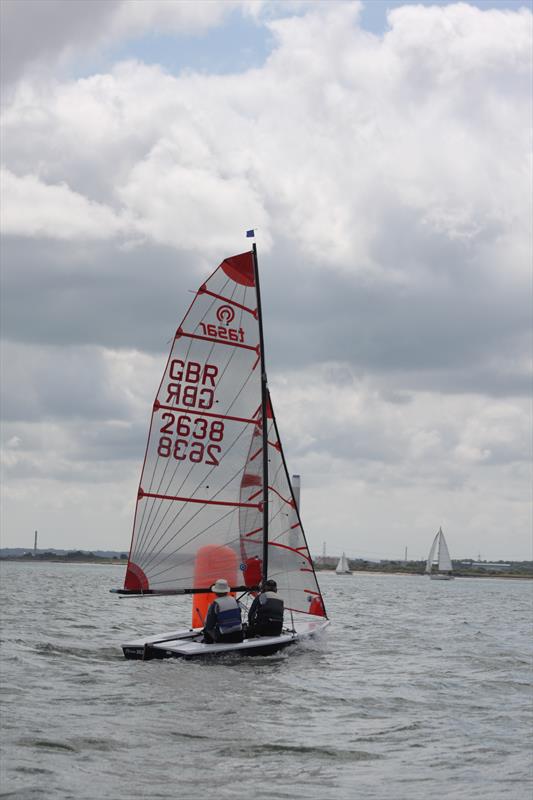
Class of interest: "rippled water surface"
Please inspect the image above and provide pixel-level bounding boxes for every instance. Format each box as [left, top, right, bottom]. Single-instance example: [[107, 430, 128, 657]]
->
[[1, 562, 532, 799]]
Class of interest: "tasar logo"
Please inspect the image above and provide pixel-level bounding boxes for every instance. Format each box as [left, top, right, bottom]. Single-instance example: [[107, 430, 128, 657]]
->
[[216, 305, 235, 324], [199, 304, 244, 343]]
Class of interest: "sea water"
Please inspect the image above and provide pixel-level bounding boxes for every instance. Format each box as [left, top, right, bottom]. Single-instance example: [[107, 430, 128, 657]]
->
[[0, 562, 531, 800]]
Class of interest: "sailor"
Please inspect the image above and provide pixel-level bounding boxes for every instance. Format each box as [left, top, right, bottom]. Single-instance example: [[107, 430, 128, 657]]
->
[[247, 579, 284, 637], [202, 578, 243, 644]]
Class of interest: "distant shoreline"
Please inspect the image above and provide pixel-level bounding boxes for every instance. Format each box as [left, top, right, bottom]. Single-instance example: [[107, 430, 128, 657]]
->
[[1, 557, 531, 579]]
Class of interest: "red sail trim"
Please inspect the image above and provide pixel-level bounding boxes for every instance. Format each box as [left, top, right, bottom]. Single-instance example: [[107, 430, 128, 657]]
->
[[124, 562, 149, 591], [304, 589, 321, 595], [246, 489, 262, 502], [268, 486, 296, 508], [139, 490, 261, 509], [221, 252, 255, 287], [176, 330, 258, 352], [243, 526, 263, 538], [155, 403, 257, 425], [197, 286, 257, 317], [268, 541, 312, 563], [300, 568, 314, 573], [250, 446, 262, 462], [267, 438, 281, 452], [241, 473, 262, 487], [285, 605, 323, 616], [291, 523, 302, 530]]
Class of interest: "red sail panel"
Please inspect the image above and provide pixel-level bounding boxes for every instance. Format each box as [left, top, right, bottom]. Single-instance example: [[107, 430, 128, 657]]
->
[[125, 251, 263, 593]]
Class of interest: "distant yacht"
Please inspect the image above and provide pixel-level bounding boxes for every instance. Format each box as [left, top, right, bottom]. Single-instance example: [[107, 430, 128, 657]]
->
[[335, 552, 352, 575], [425, 528, 454, 580]]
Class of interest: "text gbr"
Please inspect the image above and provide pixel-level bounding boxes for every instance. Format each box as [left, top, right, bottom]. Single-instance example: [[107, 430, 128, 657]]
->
[[158, 359, 223, 466]]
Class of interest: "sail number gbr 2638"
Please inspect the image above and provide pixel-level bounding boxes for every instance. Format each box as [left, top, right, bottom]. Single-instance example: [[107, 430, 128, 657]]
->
[[157, 413, 223, 466]]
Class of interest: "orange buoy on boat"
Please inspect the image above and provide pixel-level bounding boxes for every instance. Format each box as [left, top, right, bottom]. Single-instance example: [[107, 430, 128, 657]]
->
[[191, 545, 239, 627]]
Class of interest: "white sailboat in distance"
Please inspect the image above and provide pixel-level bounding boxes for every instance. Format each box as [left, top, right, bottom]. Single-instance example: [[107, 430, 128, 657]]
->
[[425, 528, 454, 580], [336, 552, 352, 575]]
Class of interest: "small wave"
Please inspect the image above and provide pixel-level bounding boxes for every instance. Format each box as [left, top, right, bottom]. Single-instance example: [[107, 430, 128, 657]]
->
[[14, 767, 54, 776], [223, 742, 382, 761], [17, 738, 77, 753]]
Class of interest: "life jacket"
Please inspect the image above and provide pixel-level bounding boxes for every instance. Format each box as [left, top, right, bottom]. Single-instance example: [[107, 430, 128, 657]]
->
[[252, 591, 284, 633], [214, 595, 242, 635]]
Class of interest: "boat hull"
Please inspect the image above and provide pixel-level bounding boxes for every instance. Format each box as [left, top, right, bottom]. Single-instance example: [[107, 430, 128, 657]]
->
[[429, 574, 454, 580], [121, 620, 329, 660]]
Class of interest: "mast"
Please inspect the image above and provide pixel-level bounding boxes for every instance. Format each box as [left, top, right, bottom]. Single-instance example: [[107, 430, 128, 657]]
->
[[252, 242, 269, 583]]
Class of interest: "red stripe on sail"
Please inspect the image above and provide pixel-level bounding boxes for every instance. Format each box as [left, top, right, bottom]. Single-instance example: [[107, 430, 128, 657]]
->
[[268, 541, 312, 563], [250, 446, 262, 462], [220, 252, 255, 287], [153, 402, 257, 426], [124, 562, 149, 591], [240, 473, 262, 487], [138, 489, 260, 509], [243, 526, 262, 538], [176, 330, 258, 352], [269, 486, 296, 508], [197, 286, 257, 317]]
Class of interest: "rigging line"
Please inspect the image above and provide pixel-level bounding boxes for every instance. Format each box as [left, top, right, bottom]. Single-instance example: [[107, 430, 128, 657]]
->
[[134, 280, 217, 541], [134, 284, 251, 564], [136, 388, 253, 572], [139, 419, 252, 574], [133, 274, 237, 551], [133, 281, 241, 558], [135, 301, 242, 559], [136, 358, 256, 568], [144, 506, 237, 580], [134, 290, 223, 552], [142, 426, 252, 577], [149, 528, 247, 582], [149, 522, 249, 582]]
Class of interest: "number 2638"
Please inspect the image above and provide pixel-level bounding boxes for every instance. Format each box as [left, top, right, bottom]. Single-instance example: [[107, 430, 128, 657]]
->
[[157, 437, 221, 466]]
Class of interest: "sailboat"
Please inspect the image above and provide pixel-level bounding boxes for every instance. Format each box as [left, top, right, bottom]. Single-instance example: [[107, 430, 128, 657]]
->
[[425, 527, 454, 580], [335, 552, 352, 575], [113, 243, 329, 658]]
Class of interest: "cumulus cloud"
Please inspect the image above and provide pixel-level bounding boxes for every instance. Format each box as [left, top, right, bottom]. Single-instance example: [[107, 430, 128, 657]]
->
[[0, 169, 129, 240], [1, 1, 531, 556], [0, 0, 245, 86]]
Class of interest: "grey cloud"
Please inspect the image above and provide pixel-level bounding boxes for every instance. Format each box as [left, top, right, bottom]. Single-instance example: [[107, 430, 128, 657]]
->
[[0, 0, 121, 86]]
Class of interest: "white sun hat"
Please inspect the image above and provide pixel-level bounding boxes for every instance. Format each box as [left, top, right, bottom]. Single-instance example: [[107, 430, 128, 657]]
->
[[211, 578, 231, 594]]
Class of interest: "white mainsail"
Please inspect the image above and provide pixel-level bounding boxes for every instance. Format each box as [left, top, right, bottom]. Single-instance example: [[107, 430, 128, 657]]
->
[[119, 249, 327, 619], [426, 527, 453, 577], [336, 552, 352, 574]]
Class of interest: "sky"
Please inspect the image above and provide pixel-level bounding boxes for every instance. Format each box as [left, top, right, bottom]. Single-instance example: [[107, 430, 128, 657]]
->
[[1, 0, 531, 561]]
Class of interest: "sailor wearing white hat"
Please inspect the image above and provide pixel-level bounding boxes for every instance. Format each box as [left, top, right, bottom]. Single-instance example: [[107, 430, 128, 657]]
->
[[202, 578, 243, 644]]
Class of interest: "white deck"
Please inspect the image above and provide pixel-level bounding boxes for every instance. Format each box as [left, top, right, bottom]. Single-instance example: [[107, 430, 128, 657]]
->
[[122, 619, 329, 658]]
